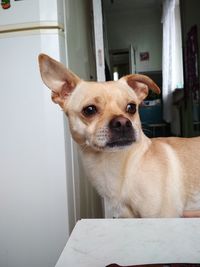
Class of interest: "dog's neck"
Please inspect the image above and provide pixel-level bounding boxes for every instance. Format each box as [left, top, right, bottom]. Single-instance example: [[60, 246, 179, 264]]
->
[[79, 133, 151, 201]]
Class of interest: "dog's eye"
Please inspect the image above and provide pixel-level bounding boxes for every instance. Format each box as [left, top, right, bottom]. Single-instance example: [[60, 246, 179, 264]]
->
[[126, 103, 136, 114], [82, 105, 98, 117]]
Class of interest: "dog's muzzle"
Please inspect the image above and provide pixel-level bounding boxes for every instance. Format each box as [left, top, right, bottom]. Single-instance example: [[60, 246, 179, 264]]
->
[[107, 115, 135, 148]]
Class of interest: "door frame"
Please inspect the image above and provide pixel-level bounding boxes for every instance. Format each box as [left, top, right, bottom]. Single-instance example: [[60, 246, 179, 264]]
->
[[92, 0, 105, 82]]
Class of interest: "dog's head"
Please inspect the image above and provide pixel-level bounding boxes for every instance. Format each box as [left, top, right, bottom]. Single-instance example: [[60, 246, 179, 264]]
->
[[38, 54, 160, 152]]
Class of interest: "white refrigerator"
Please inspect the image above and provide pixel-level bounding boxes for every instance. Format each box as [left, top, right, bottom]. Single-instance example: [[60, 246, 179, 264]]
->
[[0, 1, 75, 267]]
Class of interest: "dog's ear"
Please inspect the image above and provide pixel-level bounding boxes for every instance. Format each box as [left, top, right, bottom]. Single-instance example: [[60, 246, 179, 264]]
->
[[38, 54, 81, 107], [122, 74, 160, 102]]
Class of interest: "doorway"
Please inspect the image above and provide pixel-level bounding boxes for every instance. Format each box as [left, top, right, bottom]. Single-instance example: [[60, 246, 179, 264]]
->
[[101, 0, 166, 138], [93, 0, 200, 138]]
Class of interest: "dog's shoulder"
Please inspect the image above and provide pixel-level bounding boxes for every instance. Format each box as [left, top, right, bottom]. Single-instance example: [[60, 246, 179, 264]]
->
[[150, 136, 200, 165], [151, 136, 200, 148]]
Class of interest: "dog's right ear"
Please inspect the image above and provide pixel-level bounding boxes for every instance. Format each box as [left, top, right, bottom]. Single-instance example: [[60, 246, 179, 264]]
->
[[38, 54, 81, 108], [122, 74, 160, 103]]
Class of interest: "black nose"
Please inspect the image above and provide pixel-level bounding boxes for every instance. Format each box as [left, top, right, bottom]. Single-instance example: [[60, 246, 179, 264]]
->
[[109, 116, 132, 132]]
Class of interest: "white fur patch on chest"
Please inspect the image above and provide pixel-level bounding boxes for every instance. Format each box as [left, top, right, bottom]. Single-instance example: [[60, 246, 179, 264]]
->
[[185, 191, 200, 210]]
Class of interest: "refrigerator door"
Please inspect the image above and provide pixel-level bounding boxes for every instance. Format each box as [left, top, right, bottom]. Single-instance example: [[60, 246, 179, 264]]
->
[[0, 0, 64, 31], [0, 29, 70, 267]]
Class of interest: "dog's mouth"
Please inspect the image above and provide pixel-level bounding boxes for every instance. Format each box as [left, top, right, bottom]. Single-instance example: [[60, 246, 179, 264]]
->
[[92, 138, 134, 151], [91, 126, 137, 151], [106, 138, 135, 148]]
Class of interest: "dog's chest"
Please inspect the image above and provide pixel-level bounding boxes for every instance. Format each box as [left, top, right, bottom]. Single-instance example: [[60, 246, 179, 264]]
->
[[82, 153, 141, 218], [82, 153, 124, 200], [90, 162, 121, 199]]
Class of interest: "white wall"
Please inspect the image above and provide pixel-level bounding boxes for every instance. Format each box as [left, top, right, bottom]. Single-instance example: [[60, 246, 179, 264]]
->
[[64, 0, 103, 226], [104, 4, 162, 72], [65, 0, 97, 80]]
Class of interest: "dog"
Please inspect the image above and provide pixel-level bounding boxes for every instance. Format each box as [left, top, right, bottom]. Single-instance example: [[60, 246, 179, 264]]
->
[[38, 54, 200, 218]]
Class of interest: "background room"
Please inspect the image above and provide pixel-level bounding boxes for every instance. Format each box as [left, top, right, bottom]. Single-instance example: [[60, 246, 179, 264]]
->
[[100, 0, 200, 138]]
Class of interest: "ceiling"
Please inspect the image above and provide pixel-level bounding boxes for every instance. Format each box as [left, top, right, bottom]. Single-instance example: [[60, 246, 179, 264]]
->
[[103, 0, 163, 12]]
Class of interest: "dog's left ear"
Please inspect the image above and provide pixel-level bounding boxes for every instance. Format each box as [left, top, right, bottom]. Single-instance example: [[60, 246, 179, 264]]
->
[[122, 74, 160, 102], [38, 54, 81, 107]]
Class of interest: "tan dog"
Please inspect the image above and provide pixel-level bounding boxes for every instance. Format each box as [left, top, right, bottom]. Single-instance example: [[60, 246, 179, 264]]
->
[[38, 54, 200, 218]]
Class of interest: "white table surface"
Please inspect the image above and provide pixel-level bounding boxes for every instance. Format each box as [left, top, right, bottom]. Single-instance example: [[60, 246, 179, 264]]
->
[[55, 219, 200, 267]]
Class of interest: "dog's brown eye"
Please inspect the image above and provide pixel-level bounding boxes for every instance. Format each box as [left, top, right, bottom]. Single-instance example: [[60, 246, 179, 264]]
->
[[126, 103, 136, 114], [82, 105, 97, 117]]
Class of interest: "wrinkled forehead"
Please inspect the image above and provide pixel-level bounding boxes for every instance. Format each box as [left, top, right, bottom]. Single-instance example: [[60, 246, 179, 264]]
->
[[67, 80, 139, 111]]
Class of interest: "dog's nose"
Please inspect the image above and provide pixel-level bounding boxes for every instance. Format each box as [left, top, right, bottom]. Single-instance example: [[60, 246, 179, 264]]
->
[[109, 116, 132, 131]]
